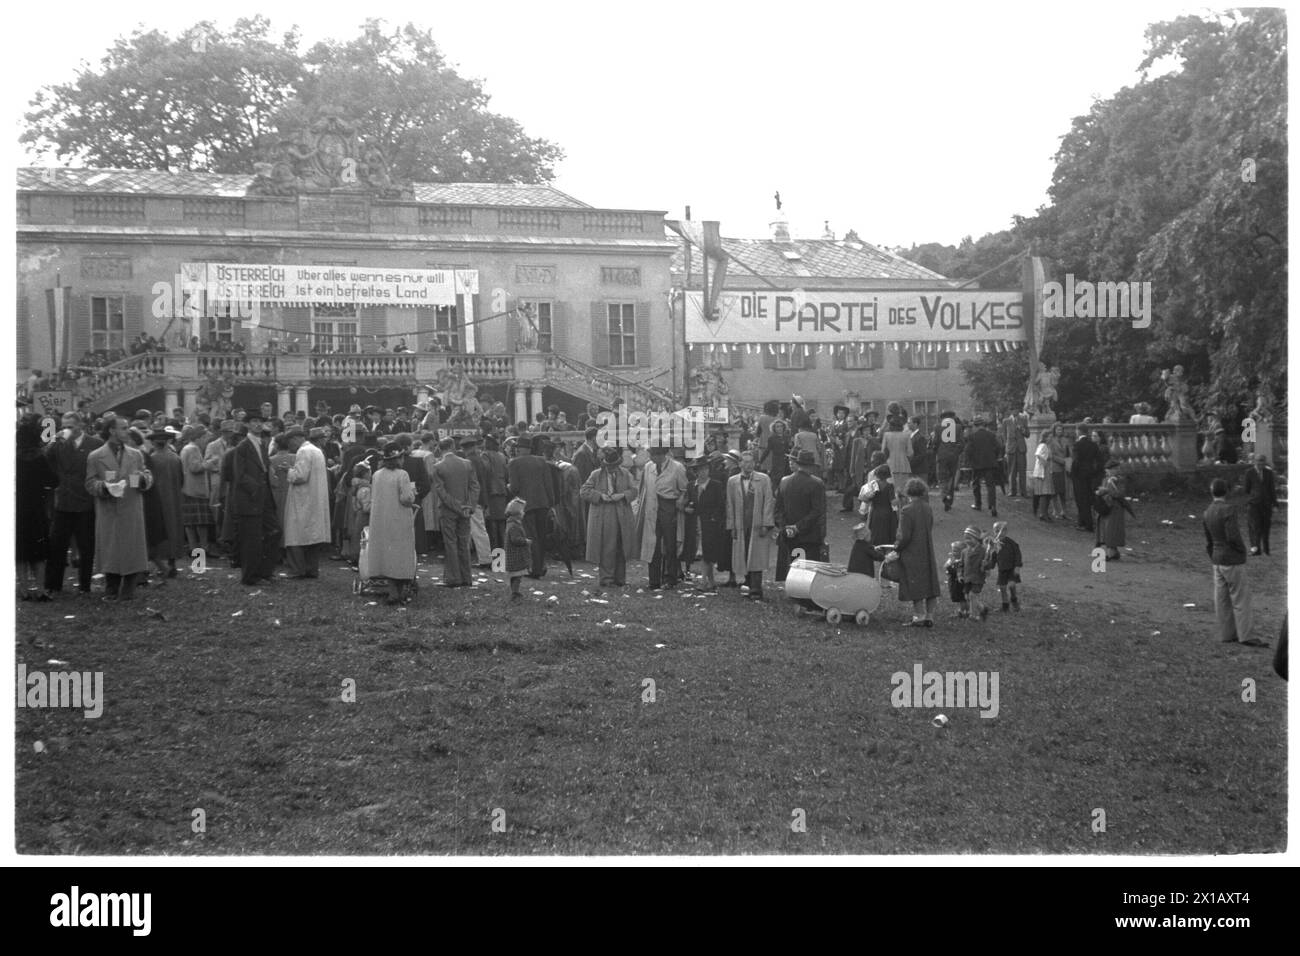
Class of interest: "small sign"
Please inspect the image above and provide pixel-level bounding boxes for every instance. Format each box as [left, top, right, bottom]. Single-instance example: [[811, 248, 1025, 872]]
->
[[31, 391, 75, 417], [675, 405, 730, 425]]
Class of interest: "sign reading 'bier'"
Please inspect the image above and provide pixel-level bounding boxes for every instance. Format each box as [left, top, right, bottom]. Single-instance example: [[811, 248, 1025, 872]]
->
[[684, 289, 1027, 345]]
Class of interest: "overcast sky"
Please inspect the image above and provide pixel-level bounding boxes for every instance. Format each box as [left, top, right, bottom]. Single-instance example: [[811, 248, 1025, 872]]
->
[[12, 0, 1211, 247]]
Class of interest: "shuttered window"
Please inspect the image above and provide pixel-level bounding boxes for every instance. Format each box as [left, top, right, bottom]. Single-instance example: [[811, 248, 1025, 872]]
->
[[608, 302, 636, 367], [90, 295, 128, 352], [519, 299, 553, 352]]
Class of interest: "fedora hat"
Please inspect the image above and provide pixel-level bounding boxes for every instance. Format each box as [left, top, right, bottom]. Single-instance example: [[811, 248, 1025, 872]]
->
[[795, 449, 817, 467]]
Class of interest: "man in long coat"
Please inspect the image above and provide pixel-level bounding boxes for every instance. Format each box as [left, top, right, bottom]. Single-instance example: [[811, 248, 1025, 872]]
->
[[774, 449, 826, 583], [580, 447, 637, 587], [283, 427, 331, 579], [230, 412, 279, 586], [1071, 424, 1104, 532], [85, 414, 153, 601], [44, 410, 102, 594], [725, 450, 774, 599], [144, 429, 185, 577], [1243, 452, 1278, 556], [635, 447, 687, 589], [432, 437, 480, 587], [506, 434, 555, 577]]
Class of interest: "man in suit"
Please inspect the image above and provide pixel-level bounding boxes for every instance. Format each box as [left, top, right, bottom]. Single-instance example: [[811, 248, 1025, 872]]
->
[[963, 418, 1004, 517], [1204, 477, 1263, 645], [932, 411, 963, 511], [1001, 412, 1029, 497], [84, 414, 153, 601], [432, 437, 480, 587], [230, 411, 279, 586], [481, 435, 510, 551], [1071, 424, 1105, 532], [506, 434, 555, 577], [460, 436, 494, 567], [774, 449, 827, 582], [43, 411, 103, 594], [1243, 452, 1278, 556], [638, 446, 688, 590], [725, 450, 774, 599]]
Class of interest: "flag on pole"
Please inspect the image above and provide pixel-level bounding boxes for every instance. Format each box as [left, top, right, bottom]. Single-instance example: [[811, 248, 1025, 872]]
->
[[46, 276, 71, 369]]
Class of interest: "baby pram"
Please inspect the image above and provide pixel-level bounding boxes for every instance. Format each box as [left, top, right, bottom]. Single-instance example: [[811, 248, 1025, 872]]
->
[[351, 526, 421, 600], [784, 558, 883, 626]]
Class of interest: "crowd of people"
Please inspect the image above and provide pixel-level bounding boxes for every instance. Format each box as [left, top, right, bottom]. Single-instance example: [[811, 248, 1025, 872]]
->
[[14, 391, 1282, 643]]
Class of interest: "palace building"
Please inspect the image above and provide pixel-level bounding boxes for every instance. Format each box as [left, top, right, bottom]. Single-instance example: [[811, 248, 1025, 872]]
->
[[17, 116, 679, 423]]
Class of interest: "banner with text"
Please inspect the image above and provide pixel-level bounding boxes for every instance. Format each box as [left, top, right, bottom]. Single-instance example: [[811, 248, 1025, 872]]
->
[[685, 289, 1028, 346], [188, 264, 477, 307]]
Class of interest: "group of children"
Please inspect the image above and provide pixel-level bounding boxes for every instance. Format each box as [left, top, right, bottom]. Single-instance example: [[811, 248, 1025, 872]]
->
[[946, 521, 1023, 620]]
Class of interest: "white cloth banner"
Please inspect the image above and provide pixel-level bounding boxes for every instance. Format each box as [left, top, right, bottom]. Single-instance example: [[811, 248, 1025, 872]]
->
[[189, 263, 478, 307], [685, 289, 1027, 345]]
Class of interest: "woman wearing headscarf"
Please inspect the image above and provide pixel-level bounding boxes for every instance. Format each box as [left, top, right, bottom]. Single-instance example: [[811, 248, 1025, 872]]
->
[[1094, 460, 1130, 561], [885, 478, 942, 627], [143, 429, 185, 583], [178, 425, 212, 554], [858, 454, 898, 549], [365, 445, 419, 604]]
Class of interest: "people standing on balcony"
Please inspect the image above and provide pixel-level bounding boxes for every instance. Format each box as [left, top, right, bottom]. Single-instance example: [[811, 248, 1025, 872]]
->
[[1243, 453, 1278, 556], [506, 434, 555, 578], [85, 414, 153, 602], [43, 411, 102, 596], [230, 411, 279, 586]]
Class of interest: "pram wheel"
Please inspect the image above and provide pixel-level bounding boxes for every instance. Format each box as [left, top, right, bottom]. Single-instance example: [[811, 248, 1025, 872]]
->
[[855, 610, 870, 627], [825, 608, 842, 625]]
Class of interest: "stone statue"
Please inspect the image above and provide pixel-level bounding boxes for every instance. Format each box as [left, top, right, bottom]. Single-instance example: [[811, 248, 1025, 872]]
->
[[516, 305, 539, 351], [431, 361, 482, 429], [1029, 364, 1059, 416], [691, 360, 729, 407], [1250, 379, 1275, 423], [1161, 365, 1196, 422]]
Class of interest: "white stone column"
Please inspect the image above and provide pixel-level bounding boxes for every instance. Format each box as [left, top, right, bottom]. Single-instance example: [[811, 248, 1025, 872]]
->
[[276, 386, 291, 420], [182, 390, 197, 421], [295, 386, 310, 414], [461, 288, 476, 354], [529, 384, 544, 422], [513, 385, 528, 426], [164, 388, 179, 416]]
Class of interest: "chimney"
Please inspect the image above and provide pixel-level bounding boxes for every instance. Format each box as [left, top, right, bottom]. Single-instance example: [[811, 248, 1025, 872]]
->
[[770, 217, 791, 242]]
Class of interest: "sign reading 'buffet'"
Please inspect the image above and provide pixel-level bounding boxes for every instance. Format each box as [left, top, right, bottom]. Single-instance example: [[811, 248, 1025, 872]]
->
[[684, 289, 1027, 344]]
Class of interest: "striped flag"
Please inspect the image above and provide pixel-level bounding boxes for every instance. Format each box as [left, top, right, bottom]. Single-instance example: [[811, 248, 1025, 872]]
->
[[46, 277, 71, 369]]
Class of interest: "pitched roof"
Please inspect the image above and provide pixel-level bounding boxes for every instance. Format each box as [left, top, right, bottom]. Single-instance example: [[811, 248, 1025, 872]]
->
[[17, 167, 591, 208], [669, 233, 949, 282]]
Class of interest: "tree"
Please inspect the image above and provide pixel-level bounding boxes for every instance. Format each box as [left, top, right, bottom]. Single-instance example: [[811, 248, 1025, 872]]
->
[[22, 18, 303, 173], [960, 350, 1029, 419], [23, 18, 564, 185]]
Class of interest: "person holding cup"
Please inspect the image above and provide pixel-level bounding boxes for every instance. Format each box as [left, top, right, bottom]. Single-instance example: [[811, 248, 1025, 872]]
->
[[84, 413, 153, 601]]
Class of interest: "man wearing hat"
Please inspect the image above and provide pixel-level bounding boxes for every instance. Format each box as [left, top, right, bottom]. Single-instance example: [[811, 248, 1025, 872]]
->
[[460, 435, 494, 567], [580, 446, 637, 587], [636, 447, 688, 590], [85, 414, 154, 601], [43, 411, 103, 595], [506, 434, 555, 577], [481, 435, 510, 551], [963, 417, 1003, 518], [180, 424, 214, 554], [774, 449, 826, 584], [1243, 452, 1278, 556], [725, 450, 774, 598], [230, 410, 279, 586], [369, 445, 420, 604], [144, 427, 185, 581], [282, 426, 331, 579], [432, 436, 481, 587]]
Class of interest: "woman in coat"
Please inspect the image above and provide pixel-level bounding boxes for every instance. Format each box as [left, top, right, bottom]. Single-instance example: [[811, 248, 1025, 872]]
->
[[887, 478, 942, 627], [16, 414, 57, 599], [1048, 423, 1071, 520], [143, 431, 185, 582], [761, 419, 790, 485], [580, 447, 636, 587], [691, 456, 730, 591], [858, 454, 898, 548], [1030, 434, 1053, 521], [1094, 460, 1128, 560], [365, 448, 418, 604]]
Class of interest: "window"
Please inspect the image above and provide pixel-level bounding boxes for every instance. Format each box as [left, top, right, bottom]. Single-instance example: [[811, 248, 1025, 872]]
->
[[858, 401, 876, 418], [312, 304, 359, 354], [913, 400, 938, 424], [90, 295, 126, 352], [910, 348, 940, 369], [181, 289, 243, 344], [430, 305, 460, 353], [693, 346, 736, 369], [774, 346, 807, 370], [841, 346, 879, 370], [519, 300, 553, 352], [608, 303, 636, 366]]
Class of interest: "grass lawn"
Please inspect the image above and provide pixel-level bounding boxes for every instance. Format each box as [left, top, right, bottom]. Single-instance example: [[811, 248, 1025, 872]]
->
[[14, 489, 1287, 855]]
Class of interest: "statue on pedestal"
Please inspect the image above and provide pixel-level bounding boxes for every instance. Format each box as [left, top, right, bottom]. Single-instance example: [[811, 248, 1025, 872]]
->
[[691, 360, 729, 408], [1161, 365, 1196, 422], [1249, 379, 1275, 423], [1026, 364, 1059, 417]]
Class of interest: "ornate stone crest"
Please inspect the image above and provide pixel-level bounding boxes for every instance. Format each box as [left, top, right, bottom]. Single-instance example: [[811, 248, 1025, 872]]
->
[[250, 109, 412, 199]]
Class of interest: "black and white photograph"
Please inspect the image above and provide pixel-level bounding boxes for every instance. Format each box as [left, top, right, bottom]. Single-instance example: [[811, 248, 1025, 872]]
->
[[7, 0, 1290, 873]]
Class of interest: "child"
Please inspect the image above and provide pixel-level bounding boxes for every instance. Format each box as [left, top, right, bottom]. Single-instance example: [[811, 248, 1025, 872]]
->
[[944, 540, 967, 618], [848, 522, 888, 577], [504, 496, 531, 599], [961, 525, 989, 621], [988, 520, 1023, 611]]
